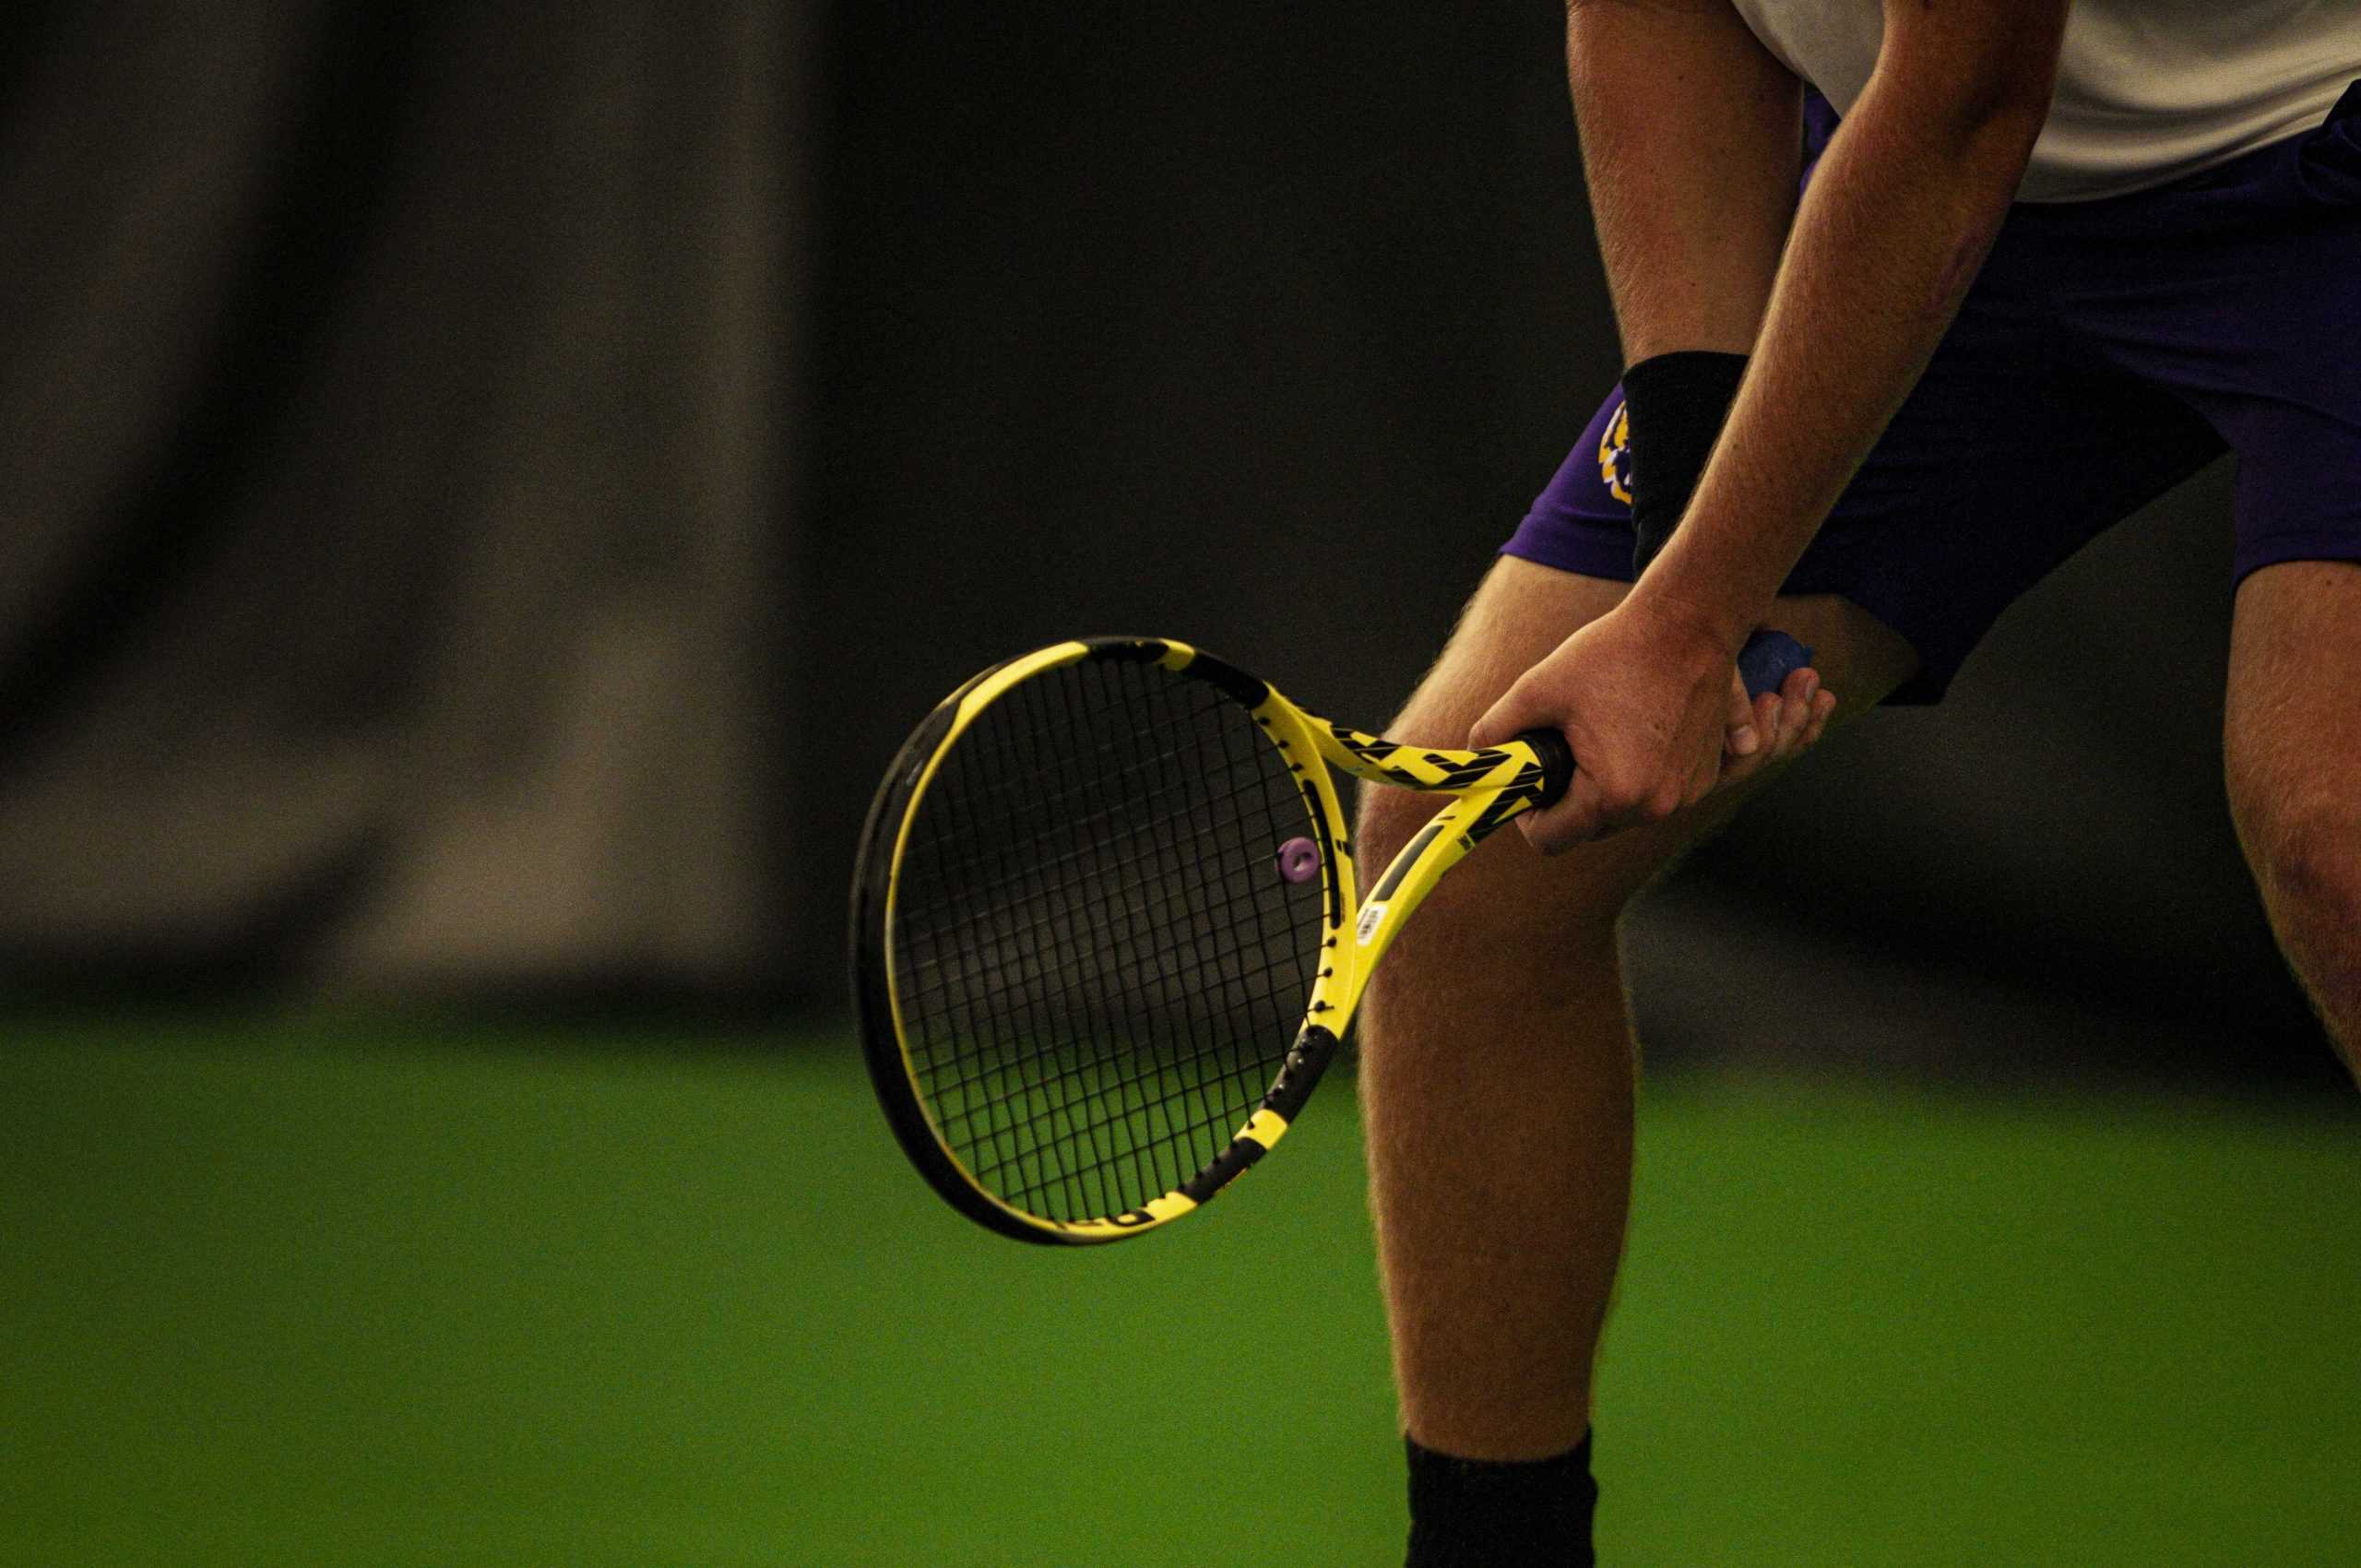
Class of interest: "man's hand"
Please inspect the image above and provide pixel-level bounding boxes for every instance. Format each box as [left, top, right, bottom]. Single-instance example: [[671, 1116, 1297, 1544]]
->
[[1469, 597, 1833, 853]]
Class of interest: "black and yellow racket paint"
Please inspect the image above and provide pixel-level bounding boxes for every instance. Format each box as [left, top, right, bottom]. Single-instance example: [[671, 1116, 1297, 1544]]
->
[[852, 635, 1574, 1245], [853, 633, 1804, 1244]]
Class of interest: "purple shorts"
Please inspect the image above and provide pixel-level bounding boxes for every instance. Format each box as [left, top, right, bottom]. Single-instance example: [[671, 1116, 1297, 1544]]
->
[[1506, 83, 2361, 704]]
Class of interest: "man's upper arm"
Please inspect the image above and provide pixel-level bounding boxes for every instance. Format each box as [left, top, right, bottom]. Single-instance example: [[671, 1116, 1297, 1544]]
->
[[1563, 0, 1803, 362]]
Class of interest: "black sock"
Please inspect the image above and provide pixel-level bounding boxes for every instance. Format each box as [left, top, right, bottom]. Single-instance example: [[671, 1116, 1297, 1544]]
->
[[1404, 1431, 1596, 1568]]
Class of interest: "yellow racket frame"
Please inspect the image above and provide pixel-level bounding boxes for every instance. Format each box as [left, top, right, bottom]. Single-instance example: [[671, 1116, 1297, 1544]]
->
[[853, 636, 1566, 1244]]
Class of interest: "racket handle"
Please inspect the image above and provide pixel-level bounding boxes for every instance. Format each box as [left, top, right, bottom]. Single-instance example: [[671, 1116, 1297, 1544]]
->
[[1738, 628, 1813, 700], [1513, 727, 1576, 808], [1513, 629, 1812, 808]]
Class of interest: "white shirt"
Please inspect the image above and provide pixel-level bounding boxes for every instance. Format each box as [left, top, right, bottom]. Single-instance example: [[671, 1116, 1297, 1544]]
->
[[1728, 0, 2361, 201]]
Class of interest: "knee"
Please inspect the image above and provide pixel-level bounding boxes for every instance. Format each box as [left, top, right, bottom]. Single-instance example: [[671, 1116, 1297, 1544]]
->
[[2235, 790, 2361, 975]]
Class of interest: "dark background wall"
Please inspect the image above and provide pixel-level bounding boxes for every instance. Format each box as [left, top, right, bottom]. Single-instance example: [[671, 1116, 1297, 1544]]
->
[[0, 3, 2334, 1087]]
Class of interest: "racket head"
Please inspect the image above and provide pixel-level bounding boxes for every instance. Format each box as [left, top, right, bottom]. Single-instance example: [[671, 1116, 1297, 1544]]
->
[[850, 637, 1350, 1244]]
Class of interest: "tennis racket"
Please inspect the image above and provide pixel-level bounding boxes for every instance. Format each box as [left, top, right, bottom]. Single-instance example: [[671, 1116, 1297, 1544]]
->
[[852, 630, 1809, 1244]]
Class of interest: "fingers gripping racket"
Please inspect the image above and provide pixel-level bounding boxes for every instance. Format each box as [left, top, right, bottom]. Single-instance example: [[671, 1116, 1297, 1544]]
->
[[853, 631, 1809, 1244]]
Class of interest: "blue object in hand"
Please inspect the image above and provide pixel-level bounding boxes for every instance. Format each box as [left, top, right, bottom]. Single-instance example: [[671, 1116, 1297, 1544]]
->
[[1737, 630, 1813, 699]]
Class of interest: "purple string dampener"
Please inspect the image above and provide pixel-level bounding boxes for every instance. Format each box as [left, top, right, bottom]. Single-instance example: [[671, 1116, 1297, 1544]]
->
[[1275, 837, 1321, 885]]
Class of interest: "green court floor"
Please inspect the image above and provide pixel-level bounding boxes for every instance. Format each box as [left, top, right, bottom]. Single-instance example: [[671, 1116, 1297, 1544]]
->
[[3, 1018, 2355, 1565]]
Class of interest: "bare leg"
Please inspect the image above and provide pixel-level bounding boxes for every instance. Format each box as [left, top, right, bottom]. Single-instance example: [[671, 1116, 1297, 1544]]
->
[[2225, 560, 2361, 1084], [1357, 556, 1918, 1459]]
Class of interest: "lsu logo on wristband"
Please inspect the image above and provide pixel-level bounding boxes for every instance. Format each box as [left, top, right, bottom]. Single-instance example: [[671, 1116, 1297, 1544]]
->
[[1597, 398, 1632, 506]]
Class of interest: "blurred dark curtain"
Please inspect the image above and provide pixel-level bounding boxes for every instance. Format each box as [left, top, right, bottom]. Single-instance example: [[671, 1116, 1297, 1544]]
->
[[0, 2, 2333, 1087], [0, 3, 804, 1001]]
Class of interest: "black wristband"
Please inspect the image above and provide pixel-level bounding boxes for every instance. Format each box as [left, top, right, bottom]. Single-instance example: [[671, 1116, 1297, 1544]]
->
[[1620, 350, 1748, 575]]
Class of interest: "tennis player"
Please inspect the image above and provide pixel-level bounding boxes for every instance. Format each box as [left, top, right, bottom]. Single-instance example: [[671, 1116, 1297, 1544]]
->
[[1358, 2, 2361, 1561]]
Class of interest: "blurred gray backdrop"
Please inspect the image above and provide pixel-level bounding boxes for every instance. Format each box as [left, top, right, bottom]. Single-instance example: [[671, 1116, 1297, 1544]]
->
[[0, 3, 2332, 1087], [1, 3, 798, 999]]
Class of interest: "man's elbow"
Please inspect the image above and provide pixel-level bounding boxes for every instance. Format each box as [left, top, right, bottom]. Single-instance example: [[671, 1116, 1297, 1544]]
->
[[1879, 1, 2069, 157], [1948, 61, 2058, 153]]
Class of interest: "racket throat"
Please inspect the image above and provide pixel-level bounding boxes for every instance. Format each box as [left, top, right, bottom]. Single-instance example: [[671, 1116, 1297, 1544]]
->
[[1347, 788, 1520, 967]]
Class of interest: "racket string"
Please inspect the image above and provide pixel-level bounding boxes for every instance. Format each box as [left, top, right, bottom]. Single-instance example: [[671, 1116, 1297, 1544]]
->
[[907, 685, 1236, 984], [919, 664, 1209, 1218], [902, 797, 1321, 1092], [991, 659, 1154, 1218], [1008, 658, 1277, 1216], [892, 656, 1322, 1221], [1027, 663, 1299, 1211], [893, 730, 1316, 983]]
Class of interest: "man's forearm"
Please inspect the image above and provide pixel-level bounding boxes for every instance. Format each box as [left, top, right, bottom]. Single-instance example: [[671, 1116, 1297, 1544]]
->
[[1630, 8, 2067, 651], [1566, 0, 1800, 363]]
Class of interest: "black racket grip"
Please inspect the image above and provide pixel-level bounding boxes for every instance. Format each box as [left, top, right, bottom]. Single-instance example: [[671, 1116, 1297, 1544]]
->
[[1513, 728, 1576, 809], [1512, 629, 1811, 811]]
